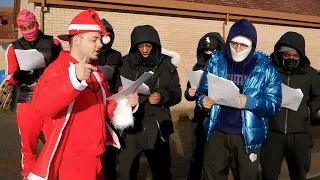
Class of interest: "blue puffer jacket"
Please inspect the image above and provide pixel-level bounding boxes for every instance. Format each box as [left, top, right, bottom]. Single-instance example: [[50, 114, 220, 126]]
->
[[196, 50, 282, 152]]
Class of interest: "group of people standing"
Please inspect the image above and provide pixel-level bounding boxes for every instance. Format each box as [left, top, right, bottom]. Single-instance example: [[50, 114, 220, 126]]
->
[[4, 7, 320, 180], [185, 19, 320, 180]]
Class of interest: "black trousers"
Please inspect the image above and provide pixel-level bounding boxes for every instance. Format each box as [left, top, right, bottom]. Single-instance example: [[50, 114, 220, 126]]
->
[[203, 130, 260, 180], [117, 133, 172, 180], [261, 131, 313, 180], [188, 121, 206, 180], [103, 145, 118, 180]]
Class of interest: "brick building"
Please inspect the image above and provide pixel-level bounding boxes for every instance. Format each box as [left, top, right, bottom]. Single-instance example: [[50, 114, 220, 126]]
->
[[3, 0, 320, 119], [0, 3, 19, 71]]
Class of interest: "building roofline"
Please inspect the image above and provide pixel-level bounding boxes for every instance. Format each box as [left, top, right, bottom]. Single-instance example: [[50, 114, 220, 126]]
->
[[29, 0, 320, 28]]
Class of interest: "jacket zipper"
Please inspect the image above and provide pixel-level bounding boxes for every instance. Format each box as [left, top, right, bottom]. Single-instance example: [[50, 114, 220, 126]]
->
[[156, 119, 166, 142], [285, 75, 290, 134]]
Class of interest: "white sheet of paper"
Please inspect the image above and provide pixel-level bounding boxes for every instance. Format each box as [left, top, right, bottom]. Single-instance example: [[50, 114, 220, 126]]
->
[[98, 65, 114, 80], [186, 70, 204, 88], [120, 76, 151, 95], [207, 73, 240, 108], [107, 71, 154, 101], [281, 83, 304, 111], [14, 49, 46, 71]]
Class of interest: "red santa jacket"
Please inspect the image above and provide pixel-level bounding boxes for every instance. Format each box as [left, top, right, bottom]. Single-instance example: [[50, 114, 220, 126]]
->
[[27, 51, 120, 180]]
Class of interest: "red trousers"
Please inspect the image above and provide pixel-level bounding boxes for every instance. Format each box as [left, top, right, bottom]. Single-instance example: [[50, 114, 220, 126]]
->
[[58, 155, 104, 180], [16, 102, 52, 179]]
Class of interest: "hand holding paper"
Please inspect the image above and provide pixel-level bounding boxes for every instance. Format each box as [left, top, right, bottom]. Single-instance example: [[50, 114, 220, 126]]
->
[[188, 88, 197, 97], [281, 83, 304, 111], [126, 90, 139, 107], [111, 98, 135, 130], [186, 70, 204, 88], [121, 76, 151, 95], [108, 71, 153, 101], [202, 96, 216, 109], [207, 73, 241, 108], [14, 49, 46, 71], [111, 89, 139, 131], [239, 94, 247, 109]]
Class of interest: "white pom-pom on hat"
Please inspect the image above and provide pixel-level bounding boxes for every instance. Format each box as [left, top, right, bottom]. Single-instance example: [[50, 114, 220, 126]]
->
[[102, 36, 111, 44]]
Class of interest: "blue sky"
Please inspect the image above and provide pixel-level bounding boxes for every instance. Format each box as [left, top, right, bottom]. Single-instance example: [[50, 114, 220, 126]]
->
[[0, 0, 14, 7]]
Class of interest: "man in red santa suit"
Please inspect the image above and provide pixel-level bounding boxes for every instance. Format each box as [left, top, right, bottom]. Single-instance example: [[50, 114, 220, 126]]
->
[[5, 9, 62, 180], [27, 9, 139, 180]]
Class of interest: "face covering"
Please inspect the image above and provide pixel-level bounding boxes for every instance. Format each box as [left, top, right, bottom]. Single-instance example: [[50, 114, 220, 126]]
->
[[230, 44, 252, 62], [283, 58, 299, 71], [17, 10, 39, 42], [21, 24, 39, 42], [204, 53, 212, 61]]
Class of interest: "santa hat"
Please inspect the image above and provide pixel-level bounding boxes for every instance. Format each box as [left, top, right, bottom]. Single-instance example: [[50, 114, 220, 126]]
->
[[58, 9, 110, 44]]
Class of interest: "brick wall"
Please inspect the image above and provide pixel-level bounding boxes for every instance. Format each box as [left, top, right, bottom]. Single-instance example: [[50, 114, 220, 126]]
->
[[33, 6, 320, 119]]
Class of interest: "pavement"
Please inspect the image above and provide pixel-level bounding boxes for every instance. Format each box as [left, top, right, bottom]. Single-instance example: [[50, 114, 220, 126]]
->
[[1, 111, 320, 180]]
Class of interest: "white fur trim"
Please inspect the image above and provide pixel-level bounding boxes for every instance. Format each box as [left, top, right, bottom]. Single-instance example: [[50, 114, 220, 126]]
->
[[27, 172, 46, 180], [68, 64, 87, 91], [106, 123, 121, 149], [111, 99, 134, 130], [102, 36, 111, 44], [68, 24, 101, 31], [161, 48, 181, 66], [17, 127, 24, 172], [5, 44, 12, 76], [92, 71, 106, 105], [92, 71, 121, 149], [231, 36, 252, 47]]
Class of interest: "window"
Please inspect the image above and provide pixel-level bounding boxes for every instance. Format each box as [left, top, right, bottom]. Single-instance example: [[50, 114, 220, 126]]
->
[[0, 0, 19, 41]]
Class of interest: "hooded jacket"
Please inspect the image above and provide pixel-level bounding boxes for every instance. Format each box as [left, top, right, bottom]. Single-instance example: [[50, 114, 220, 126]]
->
[[98, 19, 122, 94], [214, 19, 259, 134], [115, 25, 182, 149], [196, 19, 282, 151], [195, 32, 226, 67], [270, 31, 320, 134], [185, 32, 225, 124]]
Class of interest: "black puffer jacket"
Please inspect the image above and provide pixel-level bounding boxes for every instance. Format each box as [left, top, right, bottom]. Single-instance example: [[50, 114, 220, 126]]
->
[[185, 32, 225, 123], [115, 25, 182, 149], [270, 31, 320, 133]]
